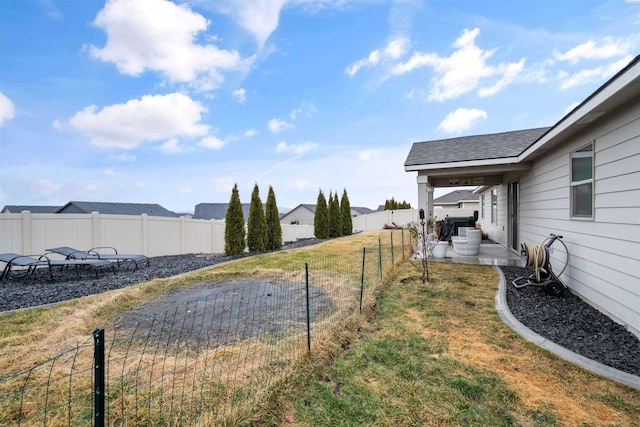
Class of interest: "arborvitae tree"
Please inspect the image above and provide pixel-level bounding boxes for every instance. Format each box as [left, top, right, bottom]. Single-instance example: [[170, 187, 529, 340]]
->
[[314, 189, 329, 239], [265, 185, 282, 251], [247, 183, 267, 253], [329, 191, 342, 237], [224, 183, 245, 256], [341, 188, 353, 236], [384, 198, 411, 210]]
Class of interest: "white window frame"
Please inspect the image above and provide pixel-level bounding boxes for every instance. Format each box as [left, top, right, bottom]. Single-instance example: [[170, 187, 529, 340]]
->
[[491, 188, 498, 225], [570, 142, 594, 219]]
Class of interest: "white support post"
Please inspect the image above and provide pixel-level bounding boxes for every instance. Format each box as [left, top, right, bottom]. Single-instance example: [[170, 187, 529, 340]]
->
[[92, 212, 100, 248], [21, 210, 32, 255]]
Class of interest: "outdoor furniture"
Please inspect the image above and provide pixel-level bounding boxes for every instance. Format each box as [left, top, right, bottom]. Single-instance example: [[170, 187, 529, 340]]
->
[[46, 246, 149, 269], [452, 229, 481, 256], [0, 253, 114, 281]]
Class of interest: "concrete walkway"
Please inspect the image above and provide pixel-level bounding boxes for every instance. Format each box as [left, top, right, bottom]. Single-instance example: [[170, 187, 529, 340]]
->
[[425, 241, 640, 390]]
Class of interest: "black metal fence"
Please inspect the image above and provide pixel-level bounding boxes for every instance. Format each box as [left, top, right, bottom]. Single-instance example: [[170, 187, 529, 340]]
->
[[1, 232, 410, 426]]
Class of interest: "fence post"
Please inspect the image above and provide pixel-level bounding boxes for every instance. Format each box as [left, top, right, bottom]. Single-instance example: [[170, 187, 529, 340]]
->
[[21, 210, 32, 255], [305, 262, 311, 353], [378, 238, 382, 279], [93, 328, 105, 427], [401, 229, 405, 259], [91, 212, 101, 249], [391, 231, 395, 265], [360, 247, 366, 313]]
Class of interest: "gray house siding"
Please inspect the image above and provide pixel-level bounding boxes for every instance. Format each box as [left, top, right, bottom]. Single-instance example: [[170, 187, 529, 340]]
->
[[477, 97, 640, 337]]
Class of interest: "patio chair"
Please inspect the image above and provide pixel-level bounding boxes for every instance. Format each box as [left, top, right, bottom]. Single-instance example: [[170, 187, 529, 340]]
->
[[46, 246, 149, 269], [0, 253, 114, 281]]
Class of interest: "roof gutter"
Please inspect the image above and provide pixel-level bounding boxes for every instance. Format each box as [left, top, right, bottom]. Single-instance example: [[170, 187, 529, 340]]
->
[[404, 156, 521, 172]]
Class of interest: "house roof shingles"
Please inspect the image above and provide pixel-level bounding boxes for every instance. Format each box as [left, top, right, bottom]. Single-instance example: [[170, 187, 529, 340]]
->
[[57, 201, 179, 217], [433, 190, 479, 205], [2, 205, 62, 213], [404, 127, 551, 167], [194, 203, 252, 220]]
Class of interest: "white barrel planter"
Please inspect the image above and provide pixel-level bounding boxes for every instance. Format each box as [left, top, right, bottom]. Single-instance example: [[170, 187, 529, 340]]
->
[[431, 241, 449, 259]]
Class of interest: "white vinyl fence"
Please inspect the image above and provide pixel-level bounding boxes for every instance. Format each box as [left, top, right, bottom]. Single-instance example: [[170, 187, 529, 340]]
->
[[0, 211, 314, 258], [1, 208, 476, 258]]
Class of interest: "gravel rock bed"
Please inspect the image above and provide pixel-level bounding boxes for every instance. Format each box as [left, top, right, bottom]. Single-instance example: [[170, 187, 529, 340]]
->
[[0, 238, 322, 313], [501, 266, 640, 376]]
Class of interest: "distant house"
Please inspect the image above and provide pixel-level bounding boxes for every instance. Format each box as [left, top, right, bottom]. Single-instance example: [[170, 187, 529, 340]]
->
[[280, 204, 374, 225], [351, 206, 375, 216], [2, 205, 62, 213], [279, 204, 317, 225], [193, 203, 251, 220], [405, 55, 640, 338], [433, 190, 479, 211], [56, 201, 179, 217]]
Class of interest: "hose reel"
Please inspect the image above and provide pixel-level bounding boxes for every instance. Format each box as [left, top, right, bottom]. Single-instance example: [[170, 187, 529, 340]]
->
[[513, 234, 569, 296]]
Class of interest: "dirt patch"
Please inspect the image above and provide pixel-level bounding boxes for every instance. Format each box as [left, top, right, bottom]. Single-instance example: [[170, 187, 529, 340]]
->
[[114, 278, 334, 348]]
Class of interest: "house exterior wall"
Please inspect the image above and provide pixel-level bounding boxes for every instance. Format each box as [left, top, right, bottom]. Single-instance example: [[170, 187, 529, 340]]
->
[[478, 99, 640, 337], [279, 206, 315, 225], [477, 186, 508, 245]]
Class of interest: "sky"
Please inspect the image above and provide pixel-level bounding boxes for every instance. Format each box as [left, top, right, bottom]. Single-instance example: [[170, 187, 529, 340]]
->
[[1, 0, 639, 213]]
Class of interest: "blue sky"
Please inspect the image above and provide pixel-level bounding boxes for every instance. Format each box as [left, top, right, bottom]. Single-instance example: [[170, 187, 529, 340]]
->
[[1, 0, 638, 213]]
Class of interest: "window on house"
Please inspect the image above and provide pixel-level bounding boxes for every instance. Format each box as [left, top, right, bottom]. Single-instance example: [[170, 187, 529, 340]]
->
[[491, 188, 498, 225], [571, 143, 594, 218]]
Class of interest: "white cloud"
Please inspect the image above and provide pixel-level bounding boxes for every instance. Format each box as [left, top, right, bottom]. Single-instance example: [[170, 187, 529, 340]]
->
[[110, 153, 137, 162], [275, 141, 318, 155], [214, 176, 236, 194], [30, 179, 62, 198], [290, 179, 315, 190], [68, 93, 210, 149], [358, 150, 374, 160], [392, 28, 524, 101], [554, 38, 628, 64], [244, 129, 258, 137], [161, 137, 191, 154], [478, 58, 526, 97], [37, 0, 63, 20], [88, 0, 248, 89], [346, 37, 410, 77], [103, 167, 121, 177], [210, 0, 287, 47], [232, 88, 247, 103], [0, 91, 15, 126], [564, 101, 581, 114], [199, 135, 226, 149], [437, 108, 487, 134], [268, 118, 294, 133], [559, 56, 632, 90], [290, 102, 318, 119]]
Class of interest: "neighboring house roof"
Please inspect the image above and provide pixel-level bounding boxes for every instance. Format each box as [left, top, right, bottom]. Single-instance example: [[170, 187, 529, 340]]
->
[[2, 205, 62, 213], [282, 204, 375, 216], [193, 203, 251, 220], [352, 206, 375, 215], [434, 190, 479, 206], [404, 127, 551, 167], [56, 201, 179, 217]]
